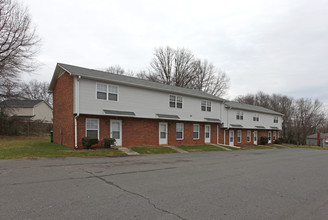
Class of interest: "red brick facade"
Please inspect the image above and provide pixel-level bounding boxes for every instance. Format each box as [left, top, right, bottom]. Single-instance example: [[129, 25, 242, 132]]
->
[[53, 72, 75, 147], [76, 115, 220, 148]]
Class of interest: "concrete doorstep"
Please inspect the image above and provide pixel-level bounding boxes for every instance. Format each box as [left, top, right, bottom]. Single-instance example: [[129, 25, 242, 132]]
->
[[117, 147, 140, 156], [210, 144, 231, 151]]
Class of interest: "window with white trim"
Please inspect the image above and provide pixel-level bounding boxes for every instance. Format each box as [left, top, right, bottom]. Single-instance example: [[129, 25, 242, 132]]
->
[[176, 123, 184, 140], [236, 111, 243, 120], [96, 83, 118, 101], [169, 95, 182, 108], [253, 113, 259, 121], [237, 130, 242, 143], [193, 124, 199, 139], [247, 130, 251, 142], [86, 118, 99, 138], [273, 131, 276, 141], [201, 100, 211, 112], [274, 116, 278, 123]]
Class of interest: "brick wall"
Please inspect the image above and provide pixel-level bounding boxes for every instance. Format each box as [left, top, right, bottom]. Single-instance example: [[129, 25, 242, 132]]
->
[[76, 115, 220, 148], [53, 72, 75, 147]]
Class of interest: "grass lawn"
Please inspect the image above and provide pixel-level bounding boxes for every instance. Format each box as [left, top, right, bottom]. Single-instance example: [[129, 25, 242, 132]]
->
[[282, 144, 328, 150], [0, 136, 125, 159], [177, 145, 226, 152], [129, 146, 178, 154]]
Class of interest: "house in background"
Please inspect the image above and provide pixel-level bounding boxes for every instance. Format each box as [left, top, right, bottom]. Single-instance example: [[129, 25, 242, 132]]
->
[[49, 63, 282, 148], [306, 132, 328, 147], [0, 100, 53, 123]]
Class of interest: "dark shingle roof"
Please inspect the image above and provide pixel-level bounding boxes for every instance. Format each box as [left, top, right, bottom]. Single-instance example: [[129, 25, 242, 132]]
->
[[0, 100, 43, 108], [52, 63, 225, 102], [225, 101, 283, 116]]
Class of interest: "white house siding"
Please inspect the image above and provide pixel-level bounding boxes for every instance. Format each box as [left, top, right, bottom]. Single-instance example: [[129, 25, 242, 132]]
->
[[33, 102, 53, 122], [76, 77, 223, 122], [5, 107, 33, 117], [222, 108, 282, 130]]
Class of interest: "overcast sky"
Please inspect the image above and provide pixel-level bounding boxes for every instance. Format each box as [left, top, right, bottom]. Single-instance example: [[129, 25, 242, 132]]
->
[[26, 0, 328, 106]]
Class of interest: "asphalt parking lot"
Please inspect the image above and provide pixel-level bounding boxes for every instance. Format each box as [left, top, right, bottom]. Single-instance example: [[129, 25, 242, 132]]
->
[[1, 148, 328, 220]]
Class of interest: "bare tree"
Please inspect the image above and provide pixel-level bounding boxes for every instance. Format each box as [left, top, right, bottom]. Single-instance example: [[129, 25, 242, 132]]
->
[[0, 0, 40, 99], [192, 59, 230, 96], [20, 80, 52, 105], [143, 46, 229, 96]]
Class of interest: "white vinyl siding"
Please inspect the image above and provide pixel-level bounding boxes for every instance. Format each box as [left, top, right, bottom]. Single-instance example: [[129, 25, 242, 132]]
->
[[176, 123, 184, 140], [193, 124, 199, 139], [86, 118, 99, 139], [237, 130, 242, 143]]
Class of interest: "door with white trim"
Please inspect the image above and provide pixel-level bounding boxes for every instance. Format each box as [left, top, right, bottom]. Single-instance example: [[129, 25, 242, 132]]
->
[[159, 122, 168, 145], [229, 130, 234, 146], [205, 124, 211, 143], [254, 131, 258, 145], [268, 131, 272, 144], [110, 120, 122, 146]]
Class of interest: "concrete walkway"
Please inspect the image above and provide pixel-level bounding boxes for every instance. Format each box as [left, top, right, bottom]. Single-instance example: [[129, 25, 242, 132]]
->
[[117, 147, 140, 156], [167, 145, 189, 153], [210, 144, 231, 151]]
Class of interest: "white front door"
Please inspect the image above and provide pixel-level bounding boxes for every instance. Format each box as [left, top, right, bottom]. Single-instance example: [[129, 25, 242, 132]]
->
[[268, 131, 272, 144], [205, 124, 211, 143], [110, 120, 122, 146], [254, 131, 258, 145], [229, 130, 234, 146], [159, 122, 168, 145]]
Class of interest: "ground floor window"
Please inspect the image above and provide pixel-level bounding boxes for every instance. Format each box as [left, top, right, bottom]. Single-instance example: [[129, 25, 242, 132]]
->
[[237, 130, 242, 143], [176, 123, 184, 140], [193, 124, 199, 139], [273, 131, 276, 141], [247, 130, 251, 142], [86, 118, 99, 138]]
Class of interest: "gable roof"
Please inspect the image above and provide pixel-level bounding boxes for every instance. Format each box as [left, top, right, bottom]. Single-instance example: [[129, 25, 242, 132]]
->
[[225, 101, 283, 116], [49, 63, 225, 102], [0, 100, 43, 108], [307, 133, 328, 139]]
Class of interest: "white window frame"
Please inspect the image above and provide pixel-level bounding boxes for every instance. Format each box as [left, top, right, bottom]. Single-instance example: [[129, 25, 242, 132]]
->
[[253, 113, 259, 121], [247, 130, 251, 142], [201, 100, 211, 112], [85, 118, 99, 139], [176, 123, 184, 140], [236, 111, 244, 120], [274, 116, 278, 123], [96, 83, 119, 102], [193, 124, 200, 140], [169, 95, 183, 109], [237, 130, 242, 143]]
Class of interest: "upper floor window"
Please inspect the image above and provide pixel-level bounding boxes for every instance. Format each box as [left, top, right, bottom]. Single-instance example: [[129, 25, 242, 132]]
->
[[201, 100, 211, 112], [274, 116, 278, 123], [236, 111, 243, 120], [97, 83, 118, 101], [170, 95, 182, 108], [176, 123, 184, 140], [253, 113, 259, 121]]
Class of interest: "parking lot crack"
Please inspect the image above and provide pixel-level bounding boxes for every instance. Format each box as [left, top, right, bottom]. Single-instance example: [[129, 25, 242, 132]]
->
[[83, 169, 186, 220]]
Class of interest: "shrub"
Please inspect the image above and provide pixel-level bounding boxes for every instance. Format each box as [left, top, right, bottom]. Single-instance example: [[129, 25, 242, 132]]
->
[[82, 137, 98, 149], [103, 138, 116, 148], [260, 136, 268, 145], [275, 138, 283, 144]]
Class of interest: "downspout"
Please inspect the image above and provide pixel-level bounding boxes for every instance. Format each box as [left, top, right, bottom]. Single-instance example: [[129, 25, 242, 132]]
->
[[74, 75, 81, 149]]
